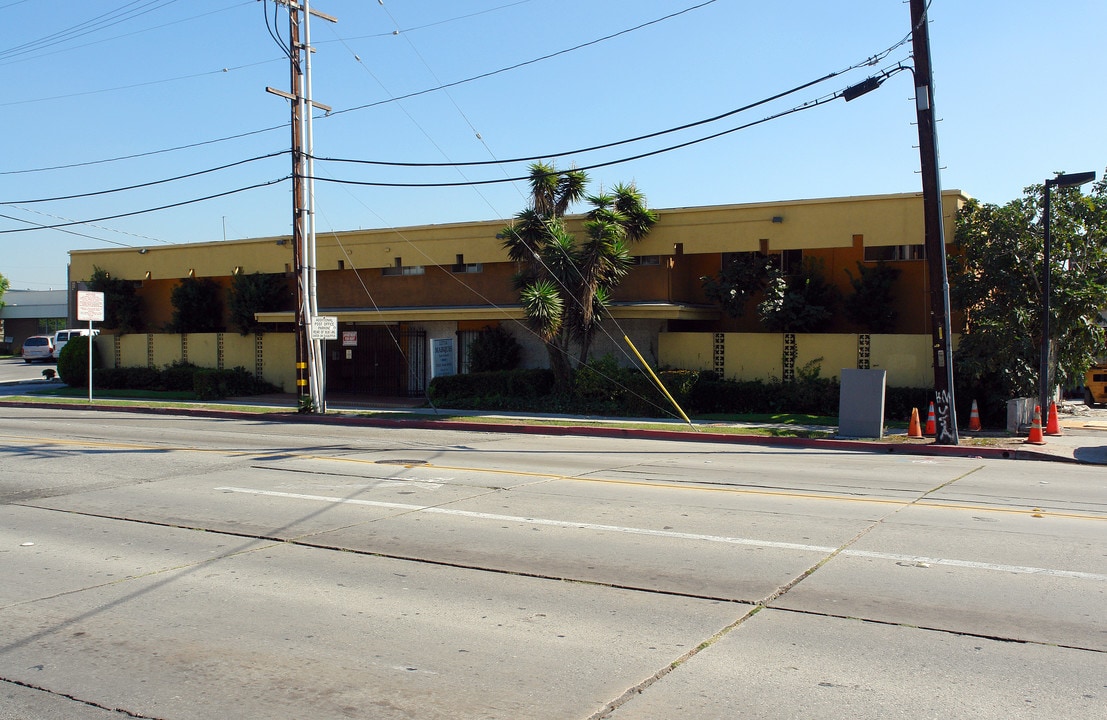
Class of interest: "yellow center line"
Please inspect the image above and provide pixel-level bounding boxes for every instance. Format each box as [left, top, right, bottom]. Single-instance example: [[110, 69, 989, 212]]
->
[[6, 434, 1103, 521]]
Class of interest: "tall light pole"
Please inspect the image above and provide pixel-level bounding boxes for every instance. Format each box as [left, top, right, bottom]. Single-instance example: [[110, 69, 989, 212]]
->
[[1039, 171, 1096, 415]]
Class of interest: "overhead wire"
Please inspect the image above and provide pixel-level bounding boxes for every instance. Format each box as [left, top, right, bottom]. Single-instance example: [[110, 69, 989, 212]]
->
[[0, 177, 290, 234], [0, 0, 724, 175], [327, 0, 725, 120], [0, 58, 280, 107], [0, 151, 287, 204], [0, 211, 139, 248], [0, 125, 287, 176], [310, 90, 843, 189], [262, 0, 291, 59], [0, 0, 181, 61], [336, 0, 539, 41], [0, 1, 251, 68]]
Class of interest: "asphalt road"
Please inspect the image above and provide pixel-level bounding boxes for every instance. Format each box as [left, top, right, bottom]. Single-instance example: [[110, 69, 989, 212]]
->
[[1, 407, 1105, 719]]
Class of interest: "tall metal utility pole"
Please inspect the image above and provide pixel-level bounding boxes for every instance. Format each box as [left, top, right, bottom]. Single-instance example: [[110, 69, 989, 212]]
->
[[288, 4, 307, 409], [909, 0, 958, 445], [267, 0, 335, 413]]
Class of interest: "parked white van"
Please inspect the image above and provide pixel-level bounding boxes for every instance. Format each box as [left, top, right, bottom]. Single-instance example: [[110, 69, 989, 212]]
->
[[52, 328, 100, 359]]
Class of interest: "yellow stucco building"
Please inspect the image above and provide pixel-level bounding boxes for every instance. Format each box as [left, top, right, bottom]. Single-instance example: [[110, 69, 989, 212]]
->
[[68, 190, 967, 395]]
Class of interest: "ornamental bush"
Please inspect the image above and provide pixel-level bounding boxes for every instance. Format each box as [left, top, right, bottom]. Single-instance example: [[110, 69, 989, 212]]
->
[[57, 335, 102, 387]]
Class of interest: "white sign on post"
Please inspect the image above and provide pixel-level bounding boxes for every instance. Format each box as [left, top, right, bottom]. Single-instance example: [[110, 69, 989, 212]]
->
[[76, 291, 104, 403], [77, 291, 105, 322], [310, 316, 338, 340]]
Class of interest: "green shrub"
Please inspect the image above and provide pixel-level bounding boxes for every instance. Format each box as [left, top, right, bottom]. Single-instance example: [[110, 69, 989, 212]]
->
[[94, 366, 162, 390], [194, 366, 277, 400], [467, 325, 522, 373], [572, 355, 624, 401], [429, 369, 555, 403], [57, 335, 102, 387], [162, 361, 199, 392], [90, 363, 278, 399]]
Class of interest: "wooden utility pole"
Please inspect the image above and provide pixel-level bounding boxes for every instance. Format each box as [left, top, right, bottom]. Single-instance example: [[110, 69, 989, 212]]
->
[[910, 0, 958, 445], [267, 0, 335, 412], [289, 5, 308, 408]]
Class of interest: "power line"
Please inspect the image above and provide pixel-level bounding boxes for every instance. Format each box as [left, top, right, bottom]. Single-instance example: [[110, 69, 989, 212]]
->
[[0, 58, 280, 107], [311, 92, 844, 189], [0, 211, 139, 248], [335, 0, 540, 41], [0, 151, 287, 204], [0, 124, 287, 176], [316, 58, 909, 171], [0, 2, 252, 68], [327, 0, 725, 120], [0, 177, 290, 235], [0, 0, 724, 176], [0, 0, 180, 61]]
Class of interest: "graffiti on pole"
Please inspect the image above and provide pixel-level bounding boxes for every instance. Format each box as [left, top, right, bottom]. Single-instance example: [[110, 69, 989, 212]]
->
[[934, 388, 956, 444]]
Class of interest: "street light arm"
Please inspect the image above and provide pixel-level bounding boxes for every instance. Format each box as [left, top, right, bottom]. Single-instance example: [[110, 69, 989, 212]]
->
[[1047, 171, 1097, 189]]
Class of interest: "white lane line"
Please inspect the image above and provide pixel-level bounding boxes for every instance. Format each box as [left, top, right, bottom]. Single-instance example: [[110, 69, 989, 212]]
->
[[215, 486, 1107, 582]]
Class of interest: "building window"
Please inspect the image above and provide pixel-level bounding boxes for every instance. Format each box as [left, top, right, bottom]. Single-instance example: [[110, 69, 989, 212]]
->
[[457, 329, 482, 373], [776, 249, 802, 275], [722, 250, 802, 274], [452, 255, 482, 273], [382, 258, 425, 276], [631, 255, 661, 266], [864, 244, 925, 261], [38, 318, 66, 334]]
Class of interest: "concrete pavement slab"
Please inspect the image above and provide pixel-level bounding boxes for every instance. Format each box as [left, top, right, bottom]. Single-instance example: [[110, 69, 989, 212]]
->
[[0, 504, 275, 607], [769, 506, 1107, 650], [0, 536, 749, 720], [606, 609, 1106, 720], [1, 681, 132, 720]]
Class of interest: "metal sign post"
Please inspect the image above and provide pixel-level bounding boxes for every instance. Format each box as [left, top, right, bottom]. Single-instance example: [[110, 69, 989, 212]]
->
[[309, 316, 338, 413], [76, 291, 104, 403]]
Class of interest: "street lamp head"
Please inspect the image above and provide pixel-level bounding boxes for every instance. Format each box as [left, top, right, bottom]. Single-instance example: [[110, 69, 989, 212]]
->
[[1046, 171, 1096, 189]]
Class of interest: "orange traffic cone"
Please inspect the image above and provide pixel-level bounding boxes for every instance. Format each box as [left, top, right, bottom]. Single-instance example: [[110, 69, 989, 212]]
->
[[924, 401, 936, 436], [968, 400, 982, 432], [1025, 405, 1046, 445], [908, 407, 922, 438], [1045, 401, 1062, 436]]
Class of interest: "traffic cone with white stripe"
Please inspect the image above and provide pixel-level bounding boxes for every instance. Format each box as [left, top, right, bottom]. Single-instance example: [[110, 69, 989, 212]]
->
[[968, 400, 982, 432], [1025, 405, 1046, 445], [924, 401, 936, 436]]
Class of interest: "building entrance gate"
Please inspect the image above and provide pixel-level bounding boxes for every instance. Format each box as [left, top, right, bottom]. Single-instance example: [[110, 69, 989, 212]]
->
[[326, 326, 426, 398]]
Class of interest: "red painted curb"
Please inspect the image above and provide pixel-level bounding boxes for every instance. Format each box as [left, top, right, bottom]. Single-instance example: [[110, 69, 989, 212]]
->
[[1, 399, 1055, 463]]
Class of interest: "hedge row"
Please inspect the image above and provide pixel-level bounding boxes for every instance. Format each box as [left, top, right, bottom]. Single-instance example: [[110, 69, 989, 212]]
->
[[92, 363, 280, 400], [428, 364, 972, 424]]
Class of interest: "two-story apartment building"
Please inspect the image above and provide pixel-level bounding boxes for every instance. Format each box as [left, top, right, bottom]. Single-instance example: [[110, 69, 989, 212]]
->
[[68, 190, 967, 395]]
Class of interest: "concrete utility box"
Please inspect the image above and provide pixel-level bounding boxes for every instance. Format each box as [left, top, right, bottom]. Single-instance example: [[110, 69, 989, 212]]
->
[[1007, 398, 1036, 433], [838, 369, 887, 438]]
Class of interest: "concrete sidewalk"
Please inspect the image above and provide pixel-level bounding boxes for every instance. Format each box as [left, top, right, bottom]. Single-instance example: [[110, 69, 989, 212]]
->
[[3, 384, 1105, 465]]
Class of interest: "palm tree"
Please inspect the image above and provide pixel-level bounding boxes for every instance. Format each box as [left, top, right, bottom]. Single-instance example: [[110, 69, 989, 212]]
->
[[500, 164, 657, 388]]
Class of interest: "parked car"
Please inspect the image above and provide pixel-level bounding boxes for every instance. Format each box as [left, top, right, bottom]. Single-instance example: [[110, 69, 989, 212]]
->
[[21, 335, 55, 363], [52, 328, 99, 359]]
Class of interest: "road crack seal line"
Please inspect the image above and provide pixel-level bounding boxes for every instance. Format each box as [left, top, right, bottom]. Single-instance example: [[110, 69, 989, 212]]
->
[[759, 465, 988, 607], [0, 676, 166, 719], [592, 465, 992, 719]]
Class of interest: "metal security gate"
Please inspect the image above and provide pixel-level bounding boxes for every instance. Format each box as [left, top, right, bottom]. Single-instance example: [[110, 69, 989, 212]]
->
[[326, 326, 426, 398]]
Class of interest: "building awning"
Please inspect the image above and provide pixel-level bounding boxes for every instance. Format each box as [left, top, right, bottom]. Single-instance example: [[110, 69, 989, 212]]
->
[[254, 303, 720, 324]]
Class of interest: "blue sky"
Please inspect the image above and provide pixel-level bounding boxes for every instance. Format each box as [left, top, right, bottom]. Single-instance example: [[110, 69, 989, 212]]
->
[[1, 0, 1104, 290]]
